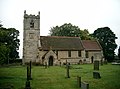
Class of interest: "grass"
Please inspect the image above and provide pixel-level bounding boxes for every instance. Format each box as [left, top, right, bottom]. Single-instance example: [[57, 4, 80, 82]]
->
[[0, 64, 120, 89]]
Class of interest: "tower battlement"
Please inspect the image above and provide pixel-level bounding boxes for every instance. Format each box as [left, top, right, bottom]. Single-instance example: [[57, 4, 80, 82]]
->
[[24, 10, 40, 19]]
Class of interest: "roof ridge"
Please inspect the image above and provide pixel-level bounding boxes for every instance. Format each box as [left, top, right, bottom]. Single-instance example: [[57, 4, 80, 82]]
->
[[40, 36, 80, 38]]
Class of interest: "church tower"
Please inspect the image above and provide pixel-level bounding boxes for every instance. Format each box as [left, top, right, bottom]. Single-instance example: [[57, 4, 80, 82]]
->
[[23, 10, 40, 64]]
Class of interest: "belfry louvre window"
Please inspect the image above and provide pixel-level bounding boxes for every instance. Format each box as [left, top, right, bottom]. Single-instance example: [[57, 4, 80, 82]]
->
[[30, 20, 34, 28], [68, 51, 71, 57]]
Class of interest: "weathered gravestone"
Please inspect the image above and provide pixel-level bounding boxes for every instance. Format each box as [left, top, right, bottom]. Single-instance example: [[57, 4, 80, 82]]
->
[[66, 63, 70, 78], [77, 76, 81, 87], [81, 81, 89, 89], [94, 60, 99, 70], [93, 71, 101, 79]]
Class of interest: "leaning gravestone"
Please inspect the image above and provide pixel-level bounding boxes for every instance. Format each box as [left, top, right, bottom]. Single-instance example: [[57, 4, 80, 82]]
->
[[94, 60, 99, 70], [93, 71, 101, 79]]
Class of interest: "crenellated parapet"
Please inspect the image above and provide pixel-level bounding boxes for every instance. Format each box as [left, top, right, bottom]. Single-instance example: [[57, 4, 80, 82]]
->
[[24, 10, 40, 19]]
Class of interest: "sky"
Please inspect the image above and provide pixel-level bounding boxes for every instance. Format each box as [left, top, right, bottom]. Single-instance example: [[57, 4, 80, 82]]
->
[[0, 0, 120, 58]]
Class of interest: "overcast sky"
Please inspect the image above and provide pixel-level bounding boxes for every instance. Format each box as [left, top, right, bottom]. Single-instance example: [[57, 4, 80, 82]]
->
[[0, 0, 120, 58]]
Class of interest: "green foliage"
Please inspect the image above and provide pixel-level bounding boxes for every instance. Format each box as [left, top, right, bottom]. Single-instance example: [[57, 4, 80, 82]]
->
[[93, 27, 117, 61], [0, 45, 10, 64], [80, 29, 94, 40], [0, 25, 20, 64], [0, 64, 120, 89], [49, 23, 93, 40], [49, 23, 81, 37]]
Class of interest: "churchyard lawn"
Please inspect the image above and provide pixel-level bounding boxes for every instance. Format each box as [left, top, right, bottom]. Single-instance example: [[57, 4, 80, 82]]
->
[[0, 64, 120, 89]]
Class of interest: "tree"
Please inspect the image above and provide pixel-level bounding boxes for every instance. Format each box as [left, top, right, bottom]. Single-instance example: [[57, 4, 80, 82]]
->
[[93, 27, 117, 62], [0, 25, 20, 64], [118, 46, 120, 60], [80, 29, 94, 40], [49, 23, 81, 37], [49, 23, 93, 40]]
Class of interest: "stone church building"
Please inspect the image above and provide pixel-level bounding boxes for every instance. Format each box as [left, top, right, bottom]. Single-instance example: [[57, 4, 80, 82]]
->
[[23, 11, 103, 65]]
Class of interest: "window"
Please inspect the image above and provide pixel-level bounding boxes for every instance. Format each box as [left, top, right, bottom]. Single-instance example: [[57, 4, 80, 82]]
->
[[68, 51, 71, 57], [78, 50, 81, 57], [30, 20, 34, 28], [86, 51, 89, 58], [29, 33, 34, 39]]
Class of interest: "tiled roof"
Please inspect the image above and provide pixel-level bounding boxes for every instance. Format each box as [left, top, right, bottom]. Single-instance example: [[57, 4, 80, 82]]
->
[[40, 36, 84, 50], [82, 40, 102, 51]]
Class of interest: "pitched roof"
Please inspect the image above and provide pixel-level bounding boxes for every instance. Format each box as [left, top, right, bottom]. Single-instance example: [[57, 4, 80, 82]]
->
[[40, 36, 84, 50], [82, 40, 102, 51]]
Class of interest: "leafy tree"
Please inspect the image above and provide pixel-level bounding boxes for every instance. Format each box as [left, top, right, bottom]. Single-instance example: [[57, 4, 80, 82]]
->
[[49, 23, 93, 40], [0, 25, 20, 64], [49, 23, 81, 37], [93, 27, 117, 62], [80, 29, 94, 40]]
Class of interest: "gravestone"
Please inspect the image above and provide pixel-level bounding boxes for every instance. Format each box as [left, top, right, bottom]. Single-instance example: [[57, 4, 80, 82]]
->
[[25, 80, 31, 89], [77, 76, 81, 87], [27, 66, 30, 80], [81, 82, 89, 89], [94, 60, 99, 70], [66, 63, 70, 78], [59, 61, 61, 67], [93, 72, 101, 79], [100, 59, 103, 66], [104, 60, 108, 65], [45, 62, 47, 69], [29, 61, 32, 79]]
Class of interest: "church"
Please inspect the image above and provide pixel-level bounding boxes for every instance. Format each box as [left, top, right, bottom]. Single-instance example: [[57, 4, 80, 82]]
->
[[23, 11, 103, 65]]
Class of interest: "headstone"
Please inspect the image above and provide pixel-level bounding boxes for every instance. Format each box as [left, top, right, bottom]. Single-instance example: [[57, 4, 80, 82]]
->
[[104, 60, 108, 65], [29, 61, 32, 79], [60, 61, 61, 67], [25, 80, 31, 89], [66, 63, 70, 78], [93, 72, 101, 79], [94, 60, 99, 70], [77, 76, 81, 87], [45, 62, 47, 69], [27, 66, 30, 80], [81, 82, 89, 89], [100, 59, 103, 66]]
